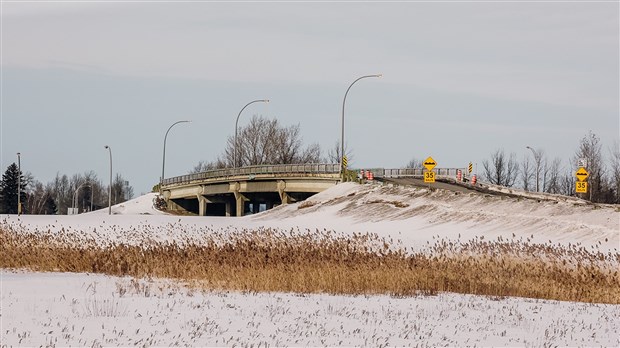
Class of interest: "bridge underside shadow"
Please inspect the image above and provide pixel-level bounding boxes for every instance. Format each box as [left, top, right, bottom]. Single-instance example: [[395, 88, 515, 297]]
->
[[168, 191, 319, 217]]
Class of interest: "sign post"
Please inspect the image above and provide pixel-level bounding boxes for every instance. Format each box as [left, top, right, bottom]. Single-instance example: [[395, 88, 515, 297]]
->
[[423, 156, 437, 184], [575, 167, 589, 194]]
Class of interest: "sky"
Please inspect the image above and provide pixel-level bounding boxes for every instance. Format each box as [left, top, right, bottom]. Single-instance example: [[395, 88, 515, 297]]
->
[[1, 0, 618, 195]]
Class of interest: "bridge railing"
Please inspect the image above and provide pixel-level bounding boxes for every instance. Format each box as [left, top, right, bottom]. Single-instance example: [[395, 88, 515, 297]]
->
[[162, 165, 468, 187], [375, 168, 466, 178], [163, 163, 341, 186]]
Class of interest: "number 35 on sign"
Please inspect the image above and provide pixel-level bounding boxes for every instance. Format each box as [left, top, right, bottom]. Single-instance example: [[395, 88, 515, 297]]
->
[[424, 171, 436, 183], [576, 181, 587, 193]]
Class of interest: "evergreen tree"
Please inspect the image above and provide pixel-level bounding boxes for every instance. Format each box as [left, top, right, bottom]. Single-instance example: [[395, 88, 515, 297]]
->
[[0, 163, 27, 214]]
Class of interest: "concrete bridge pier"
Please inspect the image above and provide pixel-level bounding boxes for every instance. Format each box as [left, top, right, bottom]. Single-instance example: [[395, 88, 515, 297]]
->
[[277, 180, 291, 205], [197, 195, 208, 216], [234, 191, 249, 217]]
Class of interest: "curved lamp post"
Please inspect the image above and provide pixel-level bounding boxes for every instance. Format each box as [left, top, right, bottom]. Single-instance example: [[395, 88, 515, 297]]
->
[[104, 145, 112, 215], [160, 120, 191, 195], [73, 182, 93, 214], [526, 146, 540, 192], [340, 74, 382, 181], [17, 152, 21, 215], [234, 99, 269, 169]]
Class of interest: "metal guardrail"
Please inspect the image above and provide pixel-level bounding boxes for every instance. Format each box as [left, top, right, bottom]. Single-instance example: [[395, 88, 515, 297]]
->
[[162, 163, 341, 186], [375, 168, 467, 178], [162, 164, 470, 187]]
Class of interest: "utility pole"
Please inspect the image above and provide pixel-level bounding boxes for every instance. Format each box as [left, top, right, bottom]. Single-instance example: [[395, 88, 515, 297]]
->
[[17, 152, 21, 215]]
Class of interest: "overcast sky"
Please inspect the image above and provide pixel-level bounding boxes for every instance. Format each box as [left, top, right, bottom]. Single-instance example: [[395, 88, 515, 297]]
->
[[1, 0, 618, 195]]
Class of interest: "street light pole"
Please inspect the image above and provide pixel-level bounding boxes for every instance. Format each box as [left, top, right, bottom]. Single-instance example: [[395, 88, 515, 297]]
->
[[160, 120, 191, 196], [104, 145, 112, 215], [340, 74, 382, 182], [234, 99, 269, 169], [73, 182, 91, 214], [526, 146, 540, 192], [16, 152, 21, 215]]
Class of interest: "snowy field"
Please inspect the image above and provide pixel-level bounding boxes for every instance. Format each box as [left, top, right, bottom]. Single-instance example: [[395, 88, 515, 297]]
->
[[2, 182, 619, 346], [2, 271, 619, 347]]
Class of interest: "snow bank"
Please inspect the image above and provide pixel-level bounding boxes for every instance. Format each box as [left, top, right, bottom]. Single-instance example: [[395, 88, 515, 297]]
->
[[1, 182, 618, 253], [254, 182, 620, 253], [87, 192, 166, 216]]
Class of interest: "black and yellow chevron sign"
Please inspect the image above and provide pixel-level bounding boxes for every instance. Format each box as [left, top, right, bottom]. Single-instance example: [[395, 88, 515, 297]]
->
[[342, 156, 348, 169], [468, 162, 473, 174]]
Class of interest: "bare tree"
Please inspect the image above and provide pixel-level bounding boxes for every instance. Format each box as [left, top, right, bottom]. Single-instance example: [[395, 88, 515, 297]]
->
[[326, 140, 353, 165], [544, 157, 563, 194], [482, 149, 519, 187], [296, 143, 322, 164], [193, 115, 322, 171], [25, 180, 46, 214], [527, 148, 545, 192], [609, 141, 620, 203], [520, 155, 534, 191], [573, 131, 604, 202], [559, 172, 575, 196], [110, 173, 133, 205], [405, 157, 422, 169], [190, 160, 219, 174], [50, 173, 72, 214]]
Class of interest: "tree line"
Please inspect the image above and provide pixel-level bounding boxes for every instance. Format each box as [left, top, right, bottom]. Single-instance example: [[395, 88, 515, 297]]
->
[[0, 167, 134, 215], [478, 131, 619, 204]]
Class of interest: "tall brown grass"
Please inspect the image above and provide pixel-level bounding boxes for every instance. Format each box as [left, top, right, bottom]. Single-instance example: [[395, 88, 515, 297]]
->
[[1, 226, 618, 304]]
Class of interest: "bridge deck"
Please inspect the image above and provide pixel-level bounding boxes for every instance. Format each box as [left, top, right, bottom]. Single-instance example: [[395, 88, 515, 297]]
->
[[160, 164, 469, 217]]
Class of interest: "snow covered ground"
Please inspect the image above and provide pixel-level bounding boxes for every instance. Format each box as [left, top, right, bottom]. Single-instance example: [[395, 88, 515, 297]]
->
[[2, 271, 619, 347], [1, 182, 619, 346]]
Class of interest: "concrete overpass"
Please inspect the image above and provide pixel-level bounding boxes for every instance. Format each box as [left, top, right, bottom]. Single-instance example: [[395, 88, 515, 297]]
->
[[161, 164, 471, 216], [161, 164, 340, 216]]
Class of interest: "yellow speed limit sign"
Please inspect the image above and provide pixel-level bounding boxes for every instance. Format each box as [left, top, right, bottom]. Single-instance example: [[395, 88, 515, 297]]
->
[[424, 171, 436, 183], [576, 181, 588, 193]]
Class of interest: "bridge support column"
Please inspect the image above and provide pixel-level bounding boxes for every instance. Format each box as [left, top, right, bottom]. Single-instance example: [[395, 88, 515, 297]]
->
[[197, 195, 209, 216], [277, 180, 291, 205], [234, 191, 248, 217]]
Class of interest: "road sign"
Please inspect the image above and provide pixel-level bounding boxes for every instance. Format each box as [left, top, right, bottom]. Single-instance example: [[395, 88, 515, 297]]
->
[[578, 158, 588, 168], [575, 167, 589, 182], [342, 156, 348, 169], [468, 162, 473, 174], [423, 157, 437, 171], [424, 171, 436, 183], [576, 181, 588, 193]]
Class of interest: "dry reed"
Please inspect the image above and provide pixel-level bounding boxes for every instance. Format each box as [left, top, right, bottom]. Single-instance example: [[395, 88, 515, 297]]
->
[[1, 226, 618, 304]]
